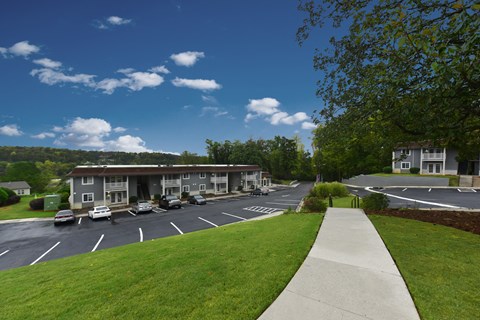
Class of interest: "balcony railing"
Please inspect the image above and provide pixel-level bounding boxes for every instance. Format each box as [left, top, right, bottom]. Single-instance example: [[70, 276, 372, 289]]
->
[[422, 153, 445, 160], [211, 176, 227, 183], [105, 182, 127, 191], [163, 179, 181, 187], [245, 175, 257, 180]]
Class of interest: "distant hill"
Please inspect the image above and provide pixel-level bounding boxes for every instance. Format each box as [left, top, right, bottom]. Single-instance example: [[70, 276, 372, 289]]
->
[[0, 146, 180, 165]]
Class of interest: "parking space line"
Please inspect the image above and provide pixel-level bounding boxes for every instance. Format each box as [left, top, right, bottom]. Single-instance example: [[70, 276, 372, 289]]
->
[[0, 249, 10, 257], [170, 222, 184, 234], [402, 188, 408, 192], [281, 194, 290, 197], [221, 212, 247, 221], [91, 234, 104, 252], [457, 188, 461, 192], [153, 207, 167, 213], [472, 189, 477, 193], [198, 217, 218, 227], [30, 242, 61, 265], [128, 210, 137, 216], [139, 228, 143, 242], [78, 217, 82, 225], [428, 188, 431, 192]]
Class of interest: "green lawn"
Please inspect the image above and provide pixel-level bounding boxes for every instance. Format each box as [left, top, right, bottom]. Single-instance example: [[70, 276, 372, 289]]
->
[[0, 195, 55, 220], [370, 215, 480, 320], [326, 195, 361, 208], [0, 214, 322, 320], [372, 173, 459, 186]]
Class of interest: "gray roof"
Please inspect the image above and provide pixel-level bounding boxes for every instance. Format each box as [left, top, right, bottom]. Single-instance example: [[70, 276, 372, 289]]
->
[[0, 181, 31, 189]]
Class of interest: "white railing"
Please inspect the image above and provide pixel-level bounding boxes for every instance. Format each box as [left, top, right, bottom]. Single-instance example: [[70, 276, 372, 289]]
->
[[105, 182, 127, 191], [422, 153, 445, 160], [163, 179, 181, 187], [245, 175, 257, 180], [211, 176, 227, 183]]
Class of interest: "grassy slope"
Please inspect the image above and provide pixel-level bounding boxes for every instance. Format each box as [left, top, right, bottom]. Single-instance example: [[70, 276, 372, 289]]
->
[[0, 195, 55, 220], [370, 215, 480, 320], [0, 214, 322, 320]]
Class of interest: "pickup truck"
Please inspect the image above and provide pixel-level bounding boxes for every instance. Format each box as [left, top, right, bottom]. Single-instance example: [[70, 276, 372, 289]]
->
[[131, 200, 153, 214], [159, 195, 182, 209]]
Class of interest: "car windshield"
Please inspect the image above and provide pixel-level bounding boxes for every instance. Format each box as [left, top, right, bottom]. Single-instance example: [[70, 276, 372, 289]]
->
[[166, 196, 177, 200], [56, 210, 72, 216], [194, 196, 204, 199], [96, 206, 108, 211], [138, 200, 148, 204]]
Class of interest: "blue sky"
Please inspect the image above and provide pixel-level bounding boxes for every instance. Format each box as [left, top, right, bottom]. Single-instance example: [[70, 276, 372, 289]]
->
[[0, 0, 325, 155]]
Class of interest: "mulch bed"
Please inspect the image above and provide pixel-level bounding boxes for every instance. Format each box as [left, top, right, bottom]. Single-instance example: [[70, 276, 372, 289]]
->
[[365, 209, 480, 235]]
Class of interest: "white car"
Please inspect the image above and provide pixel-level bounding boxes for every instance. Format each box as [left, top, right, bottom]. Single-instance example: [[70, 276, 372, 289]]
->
[[88, 206, 111, 220]]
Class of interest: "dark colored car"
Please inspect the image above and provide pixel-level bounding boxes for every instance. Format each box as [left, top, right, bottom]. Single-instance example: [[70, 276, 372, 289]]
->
[[250, 188, 269, 196], [159, 195, 182, 209], [54, 209, 75, 225], [188, 195, 207, 205]]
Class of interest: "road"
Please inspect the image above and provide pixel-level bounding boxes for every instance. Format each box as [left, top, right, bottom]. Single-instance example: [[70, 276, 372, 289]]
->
[[0, 183, 311, 271]]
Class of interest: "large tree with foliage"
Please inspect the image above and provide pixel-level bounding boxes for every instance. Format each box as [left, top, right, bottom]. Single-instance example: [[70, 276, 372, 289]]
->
[[298, 0, 480, 157]]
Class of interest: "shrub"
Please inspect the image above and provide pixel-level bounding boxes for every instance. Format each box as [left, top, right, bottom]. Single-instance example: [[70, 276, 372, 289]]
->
[[59, 192, 70, 203], [329, 182, 349, 197], [153, 194, 161, 201], [361, 193, 389, 210], [0, 187, 16, 198], [29, 197, 45, 210], [58, 202, 71, 210], [383, 166, 392, 174], [310, 183, 330, 199], [237, 185, 243, 191], [310, 182, 349, 199], [0, 189, 8, 206], [302, 196, 327, 213], [181, 191, 189, 199], [129, 196, 138, 204], [410, 167, 420, 174], [5, 195, 21, 205]]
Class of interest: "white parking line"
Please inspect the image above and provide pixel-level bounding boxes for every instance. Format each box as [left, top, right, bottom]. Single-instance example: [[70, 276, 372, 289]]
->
[[402, 188, 408, 192], [281, 194, 290, 197], [472, 189, 477, 193], [198, 217, 218, 227], [170, 222, 184, 234], [365, 187, 461, 208], [266, 202, 298, 206], [153, 207, 167, 213], [221, 212, 247, 221], [428, 188, 432, 192], [457, 188, 461, 192], [139, 228, 143, 242], [78, 217, 82, 225], [91, 234, 104, 252], [275, 199, 300, 202], [30, 242, 61, 265], [128, 210, 136, 217], [0, 249, 10, 257]]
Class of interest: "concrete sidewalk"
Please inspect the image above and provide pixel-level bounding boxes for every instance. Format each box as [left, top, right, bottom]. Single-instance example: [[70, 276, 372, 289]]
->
[[259, 208, 420, 320]]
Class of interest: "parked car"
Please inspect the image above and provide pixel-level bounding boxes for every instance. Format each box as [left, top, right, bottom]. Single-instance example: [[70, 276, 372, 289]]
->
[[54, 209, 75, 226], [131, 200, 153, 214], [260, 187, 269, 195], [159, 195, 182, 209], [88, 206, 111, 220], [251, 188, 269, 196], [188, 195, 207, 205]]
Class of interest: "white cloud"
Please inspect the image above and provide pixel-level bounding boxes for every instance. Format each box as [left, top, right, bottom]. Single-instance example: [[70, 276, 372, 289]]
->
[[201, 106, 229, 118], [33, 58, 62, 69], [30, 68, 96, 86], [301, 122, 316, 130], [117, 67, 135, 74], [149, 65, 170, 74], [244, 113, 257, 123], [105, 135, 151, 152], [246, 98, 281, 115], [0, 124, 23, 136], [54, 117, 112, 148], [113, 127, 127, 133], [170, 51, 205, 67], [96, 72, 164, 94], [201, 95, 218, 104], [171, 77, 222, 91], [107, 16, 132, 25], [32, 132, 55, 139], [270, 112, 309, 125], [8, 41, 40, 57], [0, 47, 7, 57]]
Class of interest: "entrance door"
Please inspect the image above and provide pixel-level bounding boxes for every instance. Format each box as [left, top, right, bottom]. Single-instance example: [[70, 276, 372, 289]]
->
[[111, 192, 123, 204], [428, 163, 442, 174]]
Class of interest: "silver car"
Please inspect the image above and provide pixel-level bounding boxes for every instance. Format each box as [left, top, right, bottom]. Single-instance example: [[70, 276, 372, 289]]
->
[[131, 200, 153, 214]]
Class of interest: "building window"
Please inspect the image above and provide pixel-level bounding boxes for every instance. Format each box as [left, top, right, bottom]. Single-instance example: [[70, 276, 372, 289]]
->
[[183, 173, 190, 179], [82, 176, 94, 185], [199, 184, 206, 191], [183, 185, 190, 193], [401, 162, 411, 169], [400, 149, 411, 156], [82, 193, 94, 202], [199, 172, 206, 179]]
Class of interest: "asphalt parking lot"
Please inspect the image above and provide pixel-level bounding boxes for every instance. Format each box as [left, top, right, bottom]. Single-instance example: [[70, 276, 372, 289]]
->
[[0, 183, 311, 271], [349, 186, 480, 209]]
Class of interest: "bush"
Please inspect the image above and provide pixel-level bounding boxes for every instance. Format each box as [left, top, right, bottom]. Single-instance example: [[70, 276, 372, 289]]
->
[[302, 196, 328, 213], [29, 197, 45, 210], [5, 195, 21, 205], [59, 192, 70, 203], [410, 167, 420, 174], [153, 194, 161, 202], [129, 196, 138, 204], [310, 182, 349, 199], [237, 185, 243, 191], [361, 193, 389, 210], [383, 166, 392, 174], [0, 188, 8, 206], [58, 202, 70, 210], [0, 187, 16, 198], [181, 191, 189, 199]]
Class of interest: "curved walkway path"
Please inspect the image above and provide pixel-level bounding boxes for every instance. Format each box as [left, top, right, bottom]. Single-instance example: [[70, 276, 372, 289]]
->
[[259, 208, 420, 320]]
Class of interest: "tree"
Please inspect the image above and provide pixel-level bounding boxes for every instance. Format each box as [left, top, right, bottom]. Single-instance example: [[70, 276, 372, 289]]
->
[[1, 162, 48, 192], [298, 0, 480, 155], [178, 151, 208, 164]]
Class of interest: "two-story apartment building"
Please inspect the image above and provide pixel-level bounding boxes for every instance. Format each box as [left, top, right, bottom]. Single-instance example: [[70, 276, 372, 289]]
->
[[67, 164, 263, 209], [392, 144, 480, 175]]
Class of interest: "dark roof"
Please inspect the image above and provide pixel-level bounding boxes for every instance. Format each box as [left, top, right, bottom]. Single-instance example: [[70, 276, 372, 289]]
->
[[67, 165, 262, 177], [0, 181, 31, 189], [261, 171, 272, 178]]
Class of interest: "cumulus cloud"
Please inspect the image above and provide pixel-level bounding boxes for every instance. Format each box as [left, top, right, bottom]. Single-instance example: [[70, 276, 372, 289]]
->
[[31, 132, 55, 139], [33, 58, 62, 69], [270, 112, 309, 125], [54, 117, 112, 148], [244, 97, 311, 127], [301, 122, 316, 130], [105, 135, 152, 152], [113, 127, 127, 133], [246, 98, 281, 116], [0, 41, 40, 58], [94, 16, 132, 29], [96, 71, 164, 94], [171, 77, 221, 91], [107, 16, 132, 25], [30, 68, 96, 87], [149, 65, 170, 74], [170, 51, 205, 67], [0, 47, 8, 57], [0, 124, 23, 136]]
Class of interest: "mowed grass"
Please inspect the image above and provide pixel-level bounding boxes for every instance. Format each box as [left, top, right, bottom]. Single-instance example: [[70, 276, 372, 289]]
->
[[0, 214, 322, 320], [370, 215, 480, 319], [327, 195, 361, 208], [0, 195, 55, 220]]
